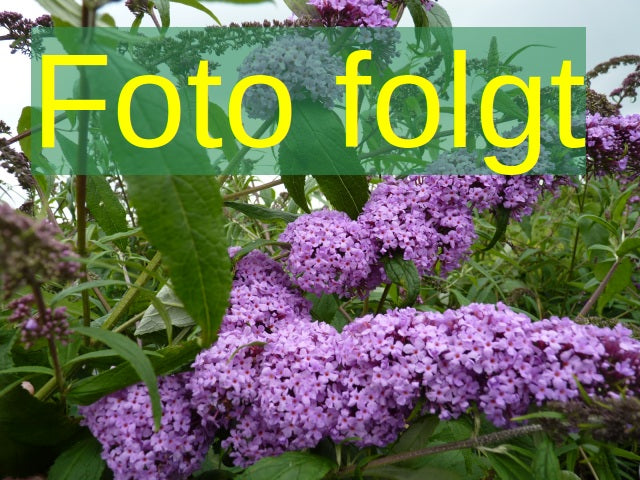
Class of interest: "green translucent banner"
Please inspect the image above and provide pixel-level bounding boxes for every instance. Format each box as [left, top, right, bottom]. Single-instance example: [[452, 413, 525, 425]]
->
[[31, 27, 586, 175]]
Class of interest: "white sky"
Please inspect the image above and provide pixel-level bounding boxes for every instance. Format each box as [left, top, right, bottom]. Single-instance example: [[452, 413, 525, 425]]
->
[[1, 0, 639, 204]]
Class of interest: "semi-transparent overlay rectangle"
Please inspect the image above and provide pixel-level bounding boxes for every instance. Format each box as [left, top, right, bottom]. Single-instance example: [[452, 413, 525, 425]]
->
[[30, 27, 586, 175]]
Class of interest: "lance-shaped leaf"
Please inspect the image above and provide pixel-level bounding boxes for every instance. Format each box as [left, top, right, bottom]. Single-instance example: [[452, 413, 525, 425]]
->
[[126, 175, 231, 346], [280, 101, 369, 219]]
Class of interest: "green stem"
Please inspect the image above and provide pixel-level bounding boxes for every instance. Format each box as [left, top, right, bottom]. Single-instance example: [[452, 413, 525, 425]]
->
[[218, 117, 274, 183], [29, 279, 65, 401], [337, 305, 353, 323], [2, 113, 66, 148], [376, 283, 392, 315], [77, 2, 97, 333], [222, 178, 283, 201], [578, 215, 640, 318], [337, 425, 543, 478], [564, 177, 590, 315], [113, 311, 145, 334], [102, 251, 163, 331]]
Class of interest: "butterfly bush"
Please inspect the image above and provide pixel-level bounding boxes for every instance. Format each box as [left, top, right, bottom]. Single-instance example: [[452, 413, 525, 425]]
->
[[83, 246, 640, 471], [0, 202, 79, 297], [586, 112, 640, 175], [279, 210, 378, 297], [190, 320, 341, 467], [186, 301, 640, 466], [1, 202, 79, 347], [80, 373, 213, 480], [307, 0, 396, 27], [237, 35, 343, 120], [7, 294, 71, 348], [358, 176, 478, 275], [222, 249, 312, 333]]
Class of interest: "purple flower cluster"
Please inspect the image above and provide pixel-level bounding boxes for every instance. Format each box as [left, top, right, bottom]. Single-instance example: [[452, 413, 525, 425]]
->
[[189, 319, 341, 466], [188, 299, 640, 465], [278, 174, 559, 296], [484, 175, 559, 220], [237, 35, 343, 120], [307, 0, 396, 27], [84, 253, 640, 471], [80, 373, 213, 480], [358, 176, 478, 275], [587, 112, 640, 175], [222, 250, 312, 333], [279, 210, 378, 297], [7, 294, 71, 348]]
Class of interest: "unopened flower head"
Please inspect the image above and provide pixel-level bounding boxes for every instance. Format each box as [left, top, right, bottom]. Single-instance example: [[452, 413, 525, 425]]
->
[[7, 294, 71, 348], [0, 202, 80, 297]]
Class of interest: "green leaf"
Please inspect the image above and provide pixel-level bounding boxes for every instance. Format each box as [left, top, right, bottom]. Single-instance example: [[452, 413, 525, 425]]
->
[[237, 452, 335, 480], [0, 329, 15, 370], [280, 101, 369, 219], [596, 258, 633, 313], [67, 340, 200, 405], [611, 185, 637, 225], [48, 437, 105, 480], [532, 436, 561, 480], [282, 174, 310, 213], [591, 447, 622, 480], [511, 411, 564, 422], [17, 106, 34, 159], [406, 0, 429, 28], [73, 326, 162, 430], [310, 294, 339, 323], [479, 206, 511, 252], [578, 216, 611, 249], [425, 2, 452, 28], [389, 415, 439, 455], [135, 284, 196, 336], [208, 102, 238, 160], [225, 201, 299, 224], [364, 465, 462, 480], [282, 0, 320, 18], [35, 0, 81, 25], [617, 237, 640, 257], [383, 256, 421, 307], [0, 388, 78, 477], [63, 349, 161, 368], [314, 175, 370, 220], [504, 44, 552, 67], [126, 175, 232, 347], [170, 0, 221, 24], [86, 177, 129, 250], [50, 279, 129, 306], [0, 366, 54, 376], [559, 472, 581, 480], [486, 451, 534, 480], [493, 89, 528, 122], [230, 239, 287, 263], [154, 0, 171, 27], [426, 4, 453, 84], [196, 0, 272, 4], [578, 214, 618, 237]]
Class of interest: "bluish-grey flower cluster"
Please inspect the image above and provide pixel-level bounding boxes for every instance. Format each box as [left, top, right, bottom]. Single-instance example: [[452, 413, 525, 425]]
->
[[237, 35, 343, 120]]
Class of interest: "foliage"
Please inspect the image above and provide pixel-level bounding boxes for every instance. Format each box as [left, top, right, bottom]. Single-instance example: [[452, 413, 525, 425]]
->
[[1, 1, 639, 480]]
